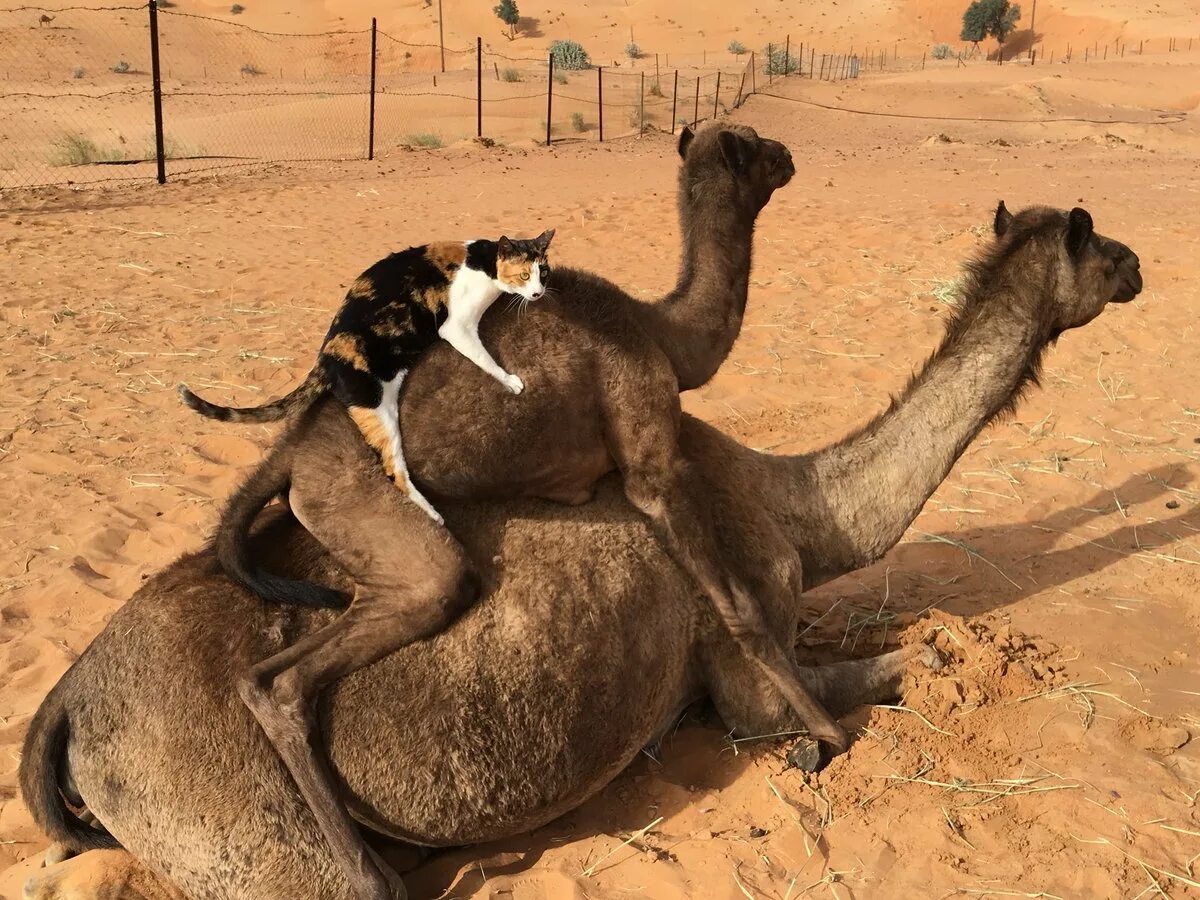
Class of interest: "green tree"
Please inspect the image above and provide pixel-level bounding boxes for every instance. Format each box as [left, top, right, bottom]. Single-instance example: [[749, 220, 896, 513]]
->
[[493, 0, 519, 39], [960, 0, 1021, 49]]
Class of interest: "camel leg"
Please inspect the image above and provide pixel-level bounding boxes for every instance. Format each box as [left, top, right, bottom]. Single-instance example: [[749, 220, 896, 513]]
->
[[23, 849, 185, 900], [238, 435, 479, 900], [599, 361, 849, 754]]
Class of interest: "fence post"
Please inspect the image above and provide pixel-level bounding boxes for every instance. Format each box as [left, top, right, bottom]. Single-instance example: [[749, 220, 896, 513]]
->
[[810, 48, 815, 78], [751, 52, 756, 93], [639, 71, 645, 136], [546, 54, 553, 146], [671, 69, 679, 134], [784, 35, 790, 75], [597, 66, 603, 141], [367, 17, 377, 160], [922, 50, 926, 69], [735, 67, 746, 107], [476, 37, 482, 138], [767, 43, 773, 83], [437, 0, 445, 72], [148, 0, 166, 184], [798, 41, 803, 76], [693, 76, 699, 124], [713, 71, 720, 118]]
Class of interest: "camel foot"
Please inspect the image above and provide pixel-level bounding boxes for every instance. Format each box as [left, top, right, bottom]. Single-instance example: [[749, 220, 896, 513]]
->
[[24, 849, 175, 900], [785, 737, 825, 773]]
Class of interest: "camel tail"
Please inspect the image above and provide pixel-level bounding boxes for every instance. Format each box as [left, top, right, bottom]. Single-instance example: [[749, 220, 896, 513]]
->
[[178, 367, 325, 424], [216, 435, 347, 610], [19, 688, 120, 854]]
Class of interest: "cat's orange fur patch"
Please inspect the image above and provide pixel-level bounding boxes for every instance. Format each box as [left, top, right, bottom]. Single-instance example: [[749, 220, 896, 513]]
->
[[427, 242, 467, 276], [324, 333, 369, 372], [497, 256, 530, 286], [348, 406, 397, 479]]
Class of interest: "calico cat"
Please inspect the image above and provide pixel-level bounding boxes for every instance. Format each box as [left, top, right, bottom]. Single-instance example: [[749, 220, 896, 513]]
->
[[179, 230, 555, 524]]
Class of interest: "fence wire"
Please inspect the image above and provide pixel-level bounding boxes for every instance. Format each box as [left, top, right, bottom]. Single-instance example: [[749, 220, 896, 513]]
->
[[1, 4, 1192, 189]]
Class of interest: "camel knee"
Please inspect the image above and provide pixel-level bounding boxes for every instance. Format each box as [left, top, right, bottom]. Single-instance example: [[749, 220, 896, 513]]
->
[[411, 563, 480, 636]]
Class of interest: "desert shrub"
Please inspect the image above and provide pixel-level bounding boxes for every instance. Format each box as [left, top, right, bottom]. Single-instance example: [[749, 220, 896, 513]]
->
[[51, 134, 125, 166], [931, 42, 954, 59], [553, 69, 567, 84], [625, 41, 640, 59], [763, 45, 800, 75], [549, 39, 591, 70], [112, 60, 131, 74], [648, 80, 663, 97], [406, 132, 442, 148], [240, 63, 263, 75], [570, 111, 586, 132], [500, 67, 521, 82], [156, 0, 176, 7], [728, 40, 747, 55], [71, 66, 85, 79], [627, 106, 641, 127], [230, 3, 244, 13]]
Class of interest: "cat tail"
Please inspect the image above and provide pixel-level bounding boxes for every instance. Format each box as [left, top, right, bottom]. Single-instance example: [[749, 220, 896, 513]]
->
[[215, 426, 347, 610], [178, 366, 326, 423]]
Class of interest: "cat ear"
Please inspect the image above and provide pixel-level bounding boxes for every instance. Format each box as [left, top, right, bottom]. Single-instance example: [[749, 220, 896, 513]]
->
[[994, 200, 1013, 237], [1066, 207, 1094, 259], [534, 228, 555, 252], [717, 130, 749, 174], [677, 125, 695, 159], [497, 235, 513, 254]]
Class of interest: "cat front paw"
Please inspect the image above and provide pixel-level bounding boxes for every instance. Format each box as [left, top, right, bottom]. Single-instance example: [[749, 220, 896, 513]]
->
[[501, 374, 524, 395]]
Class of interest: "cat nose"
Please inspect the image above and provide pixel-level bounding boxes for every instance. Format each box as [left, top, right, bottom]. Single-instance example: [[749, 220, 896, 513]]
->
[[531, 289, 544, 300]]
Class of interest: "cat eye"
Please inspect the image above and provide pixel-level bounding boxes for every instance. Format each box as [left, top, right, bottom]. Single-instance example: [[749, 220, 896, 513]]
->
[[520, 272, 530, 281]]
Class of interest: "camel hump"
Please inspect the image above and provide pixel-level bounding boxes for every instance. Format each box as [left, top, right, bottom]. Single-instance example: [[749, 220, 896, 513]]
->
[[18, 684, 120, 855]]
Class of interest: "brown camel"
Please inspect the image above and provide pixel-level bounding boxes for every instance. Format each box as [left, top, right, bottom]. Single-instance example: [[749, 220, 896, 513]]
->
[[18, 202, 1141, 900], [181, 123, 855, 900]]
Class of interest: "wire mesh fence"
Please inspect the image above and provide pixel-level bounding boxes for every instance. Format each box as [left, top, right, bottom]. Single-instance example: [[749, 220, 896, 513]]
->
[[2, 3, 1194, 189]]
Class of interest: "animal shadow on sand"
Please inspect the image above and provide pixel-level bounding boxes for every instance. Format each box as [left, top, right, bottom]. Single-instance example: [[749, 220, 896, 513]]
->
[[392, 464, 1196, 897]]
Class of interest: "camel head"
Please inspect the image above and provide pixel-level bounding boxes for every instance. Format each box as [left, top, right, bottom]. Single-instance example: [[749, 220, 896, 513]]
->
[[991, 201, 1143, 336], [677, 123, 794, 214]]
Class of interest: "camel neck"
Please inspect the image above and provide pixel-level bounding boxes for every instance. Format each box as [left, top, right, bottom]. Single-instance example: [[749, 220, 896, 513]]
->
[[634, 180, 755, 391], [775, 293, 1046, 587]]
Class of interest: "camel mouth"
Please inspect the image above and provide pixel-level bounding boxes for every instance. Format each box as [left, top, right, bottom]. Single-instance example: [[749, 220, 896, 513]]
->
[[1111, 262, 1142, 304]]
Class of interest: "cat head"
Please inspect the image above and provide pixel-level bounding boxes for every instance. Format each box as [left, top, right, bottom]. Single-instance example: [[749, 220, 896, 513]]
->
[[496, 229, 555, 300]]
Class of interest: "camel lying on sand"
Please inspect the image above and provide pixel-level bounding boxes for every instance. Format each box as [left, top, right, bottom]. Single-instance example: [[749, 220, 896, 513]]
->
[[18, 201, 1141, 900]]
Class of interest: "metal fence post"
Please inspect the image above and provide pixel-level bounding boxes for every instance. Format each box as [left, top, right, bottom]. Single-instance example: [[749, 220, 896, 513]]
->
[[148, 0, 166, 184], [798, 41, 804, 76], [476, 37, 482, 138], [751, 51, 756, 93], [784, 35, 790, 75], [670, 69, 679, 134], [639, 71, 645, 136], [437, 0, 445, 73], [597, 66, 603, 141], [713, 71, 720, 118], [368, 17, 377, 160], [810, 48, 814, 77], [693, 76, 699, 124], [767, 43, 773, 83], [546, 53, 553, 146]]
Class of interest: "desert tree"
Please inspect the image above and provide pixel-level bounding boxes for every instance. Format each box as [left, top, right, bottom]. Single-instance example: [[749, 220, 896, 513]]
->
[[961, 0, 1021, 52], [494, 0, 520, 40]]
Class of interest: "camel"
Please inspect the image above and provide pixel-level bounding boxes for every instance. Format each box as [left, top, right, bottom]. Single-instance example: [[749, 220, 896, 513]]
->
[[169, 123, 850, 900], [17, 201, 1142, 900]]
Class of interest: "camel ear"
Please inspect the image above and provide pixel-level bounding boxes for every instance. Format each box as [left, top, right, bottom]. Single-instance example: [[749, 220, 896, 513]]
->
[[677, 125, 695, 159], [533, 228, 555, 252], [994, 200, 1013, 237], [717, 130, 749, 174], [1066, 207, 1093, 259]]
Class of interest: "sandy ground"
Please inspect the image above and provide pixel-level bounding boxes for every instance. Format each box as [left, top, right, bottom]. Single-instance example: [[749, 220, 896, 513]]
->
[[1, 44, 1199, 900]]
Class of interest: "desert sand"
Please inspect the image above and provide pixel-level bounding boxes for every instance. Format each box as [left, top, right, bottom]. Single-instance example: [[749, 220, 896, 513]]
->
[[2, 0, 1200, 896]]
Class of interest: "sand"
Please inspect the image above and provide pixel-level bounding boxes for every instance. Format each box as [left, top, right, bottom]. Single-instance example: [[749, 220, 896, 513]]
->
[[2, 3, 1200, 897]]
